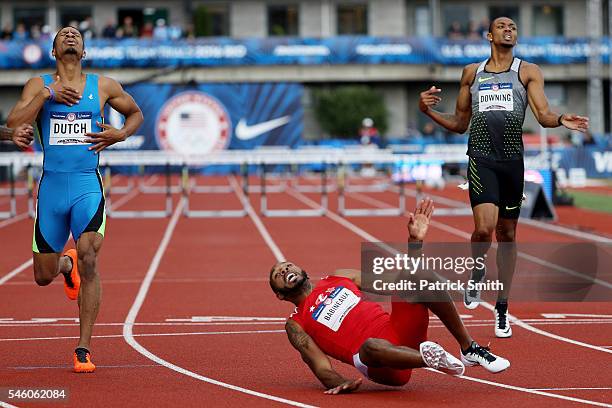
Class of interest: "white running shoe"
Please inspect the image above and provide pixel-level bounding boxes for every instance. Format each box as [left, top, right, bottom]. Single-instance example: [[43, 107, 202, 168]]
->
[[461, 342, 510, 373], [420, 341, 465, 376], [463, 269, 486, 310], [494, 302, 512, 338]]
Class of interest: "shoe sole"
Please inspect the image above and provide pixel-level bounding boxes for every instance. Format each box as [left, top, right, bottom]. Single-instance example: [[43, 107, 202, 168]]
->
[[420, 341, 465, 376], [63, 249, 80, 301]]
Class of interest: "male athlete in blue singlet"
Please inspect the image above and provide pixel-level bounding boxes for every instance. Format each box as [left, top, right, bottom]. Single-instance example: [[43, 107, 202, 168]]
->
[[7, 26, 143, 372], [418, 17, 588, 337]]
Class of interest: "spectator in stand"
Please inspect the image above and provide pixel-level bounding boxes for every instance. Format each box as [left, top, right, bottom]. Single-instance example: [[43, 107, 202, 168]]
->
[[466, 21, 481, 40], [30, 24, 42, 40], [153, 19, 169, 40], [168, 23, 183, 40], [422, 122, 444, 142], [1, 24, 12, 40], [184, 24, 196, 40], [13, 23, 28, 40], [478, 18, 490, 39], [101, 19, 117, 38], [40, 25, 52, 40], [447, 21, 464, 40], [120, 16, 138, 38], [582, 131, 596, 146], [80, 16, 96, 40], [140, 21, 154, 38], [359, 117, 380, 146]]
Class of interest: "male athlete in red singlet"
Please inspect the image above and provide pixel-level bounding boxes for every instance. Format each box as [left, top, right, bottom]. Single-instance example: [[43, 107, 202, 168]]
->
[[270, 199, 510, 394]]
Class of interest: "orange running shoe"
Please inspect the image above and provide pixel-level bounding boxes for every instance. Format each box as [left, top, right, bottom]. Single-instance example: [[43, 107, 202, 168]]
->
[[62, 249, 80, 300], [73, 348, 95, 373]]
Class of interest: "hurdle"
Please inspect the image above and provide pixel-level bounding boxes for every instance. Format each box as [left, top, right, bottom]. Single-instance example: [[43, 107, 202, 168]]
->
[[181, 162, 249, 218], [260, 161, 328, 217], [102, 154, 175, 218], [0, 162, 17, 219]]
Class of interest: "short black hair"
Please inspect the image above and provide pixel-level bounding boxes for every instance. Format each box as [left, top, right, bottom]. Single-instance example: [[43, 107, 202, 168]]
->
[[488, 16, 516, 33], [52, 26, 84, 50]]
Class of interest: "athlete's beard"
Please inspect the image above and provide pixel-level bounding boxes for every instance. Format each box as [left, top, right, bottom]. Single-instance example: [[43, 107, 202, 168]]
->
[[64, 47, 78, 55], [500, 42, 515, 49], [276, 270, 310, 298]]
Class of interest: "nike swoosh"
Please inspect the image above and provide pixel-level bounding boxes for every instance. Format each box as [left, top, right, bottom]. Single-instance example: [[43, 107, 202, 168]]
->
[[505, 205, 520, 210], [235, 116, 291, 140], [478, 76, 495, 83]]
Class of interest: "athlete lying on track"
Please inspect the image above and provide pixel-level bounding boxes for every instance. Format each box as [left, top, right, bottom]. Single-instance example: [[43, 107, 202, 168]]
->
[[269, 199, 509, 394]]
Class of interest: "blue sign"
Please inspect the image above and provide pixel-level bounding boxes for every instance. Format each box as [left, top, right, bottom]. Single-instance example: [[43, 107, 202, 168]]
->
[[107, 82, 303, 153], [2, 37, 611, 69]]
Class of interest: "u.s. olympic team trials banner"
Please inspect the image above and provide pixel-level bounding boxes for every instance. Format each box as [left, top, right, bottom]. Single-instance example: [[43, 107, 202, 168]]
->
[[3, 37, 612, 69], [106, 83, 303, 153]]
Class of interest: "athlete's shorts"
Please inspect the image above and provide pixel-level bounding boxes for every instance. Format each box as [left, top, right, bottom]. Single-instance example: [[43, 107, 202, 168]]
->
[[33, 170, 106, 253], [353, 301, 429, 385], [467, 156, 524, 219]]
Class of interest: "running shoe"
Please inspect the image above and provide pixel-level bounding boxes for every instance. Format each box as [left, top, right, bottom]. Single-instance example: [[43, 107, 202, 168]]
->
[[73, 347, 95, 373], [463, 268, 486, 310], [461, 341, 510, 373], [62, 249, 80, 300], [494, 301, 512, 338], [419, 341, 465, 376]]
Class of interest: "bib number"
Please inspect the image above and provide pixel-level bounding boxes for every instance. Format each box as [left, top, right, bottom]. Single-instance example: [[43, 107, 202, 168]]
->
[[478, 83, 513, 112], [311, 286, 360, 332], [49, 111, 92, 145]]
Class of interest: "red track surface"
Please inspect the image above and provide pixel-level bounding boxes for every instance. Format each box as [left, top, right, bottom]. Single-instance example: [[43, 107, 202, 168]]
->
[[1, 176, 611, 407]]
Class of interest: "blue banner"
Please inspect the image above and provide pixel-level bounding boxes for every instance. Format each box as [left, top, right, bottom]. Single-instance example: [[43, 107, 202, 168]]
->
[[2, 37, 611, 69], [106, 83, 303, 153]]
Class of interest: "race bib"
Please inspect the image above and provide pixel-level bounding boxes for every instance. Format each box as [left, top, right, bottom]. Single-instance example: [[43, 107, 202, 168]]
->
[[478, 83, 513, 112], [311, 286, 360, 332], [49, 111, 92, 145]]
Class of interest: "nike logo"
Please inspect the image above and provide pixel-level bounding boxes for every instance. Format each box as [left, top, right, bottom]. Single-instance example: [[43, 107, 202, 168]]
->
[[478, 76, 495, 83], [88, 94, 93, 100], [235, 116, 291, 140], [505, 205, 520, 210]]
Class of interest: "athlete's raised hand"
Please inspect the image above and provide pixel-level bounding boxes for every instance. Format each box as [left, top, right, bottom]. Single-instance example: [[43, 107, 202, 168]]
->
[[47, 75, 81, 107], [85, 121, 126, 153], [407, 198, 434, 241], [324, 378, 362, 395], [560, 114, 589, 133], [419, 86, 442, 113], [11, 124, 34, 150]]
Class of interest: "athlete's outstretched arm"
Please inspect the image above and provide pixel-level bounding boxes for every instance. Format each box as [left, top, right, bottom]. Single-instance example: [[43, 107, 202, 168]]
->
[[285, 319, 362, 394], [419, 64, 476, 134], [85, 77, 144, 153], [523, 63, 589, 132]]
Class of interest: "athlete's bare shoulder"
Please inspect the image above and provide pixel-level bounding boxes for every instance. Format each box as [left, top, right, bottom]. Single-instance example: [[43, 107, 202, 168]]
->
[[460, 63, 479, 85], [98, 75, 123, 96], [518, 61, 543, 85]]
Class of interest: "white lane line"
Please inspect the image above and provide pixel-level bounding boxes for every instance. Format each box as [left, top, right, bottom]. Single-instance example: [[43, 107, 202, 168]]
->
[[426, 369, 612, 408], [121, 201, 314, 408], [2, 329, 286, 342], [7, 319, 612, 342], [4, 364, 161, 370], [530, 387, 612, 391], [397, 185, 612, 243], [345, 190, 612, 354], [0, 212, 28, 229], [229, 175, 285, 261], [0, 177, 149, 286], [0, 260, 32, 286]]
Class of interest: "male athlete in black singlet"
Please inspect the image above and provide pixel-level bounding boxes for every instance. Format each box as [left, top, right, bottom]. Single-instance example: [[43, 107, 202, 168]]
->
[[418, 17, 589, 337]]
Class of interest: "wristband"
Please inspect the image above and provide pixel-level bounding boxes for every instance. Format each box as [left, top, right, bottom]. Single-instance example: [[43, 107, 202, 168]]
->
[[557, 114, 564, 127], [408, 241, 423, 251], [44, 85, 55, 101]]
